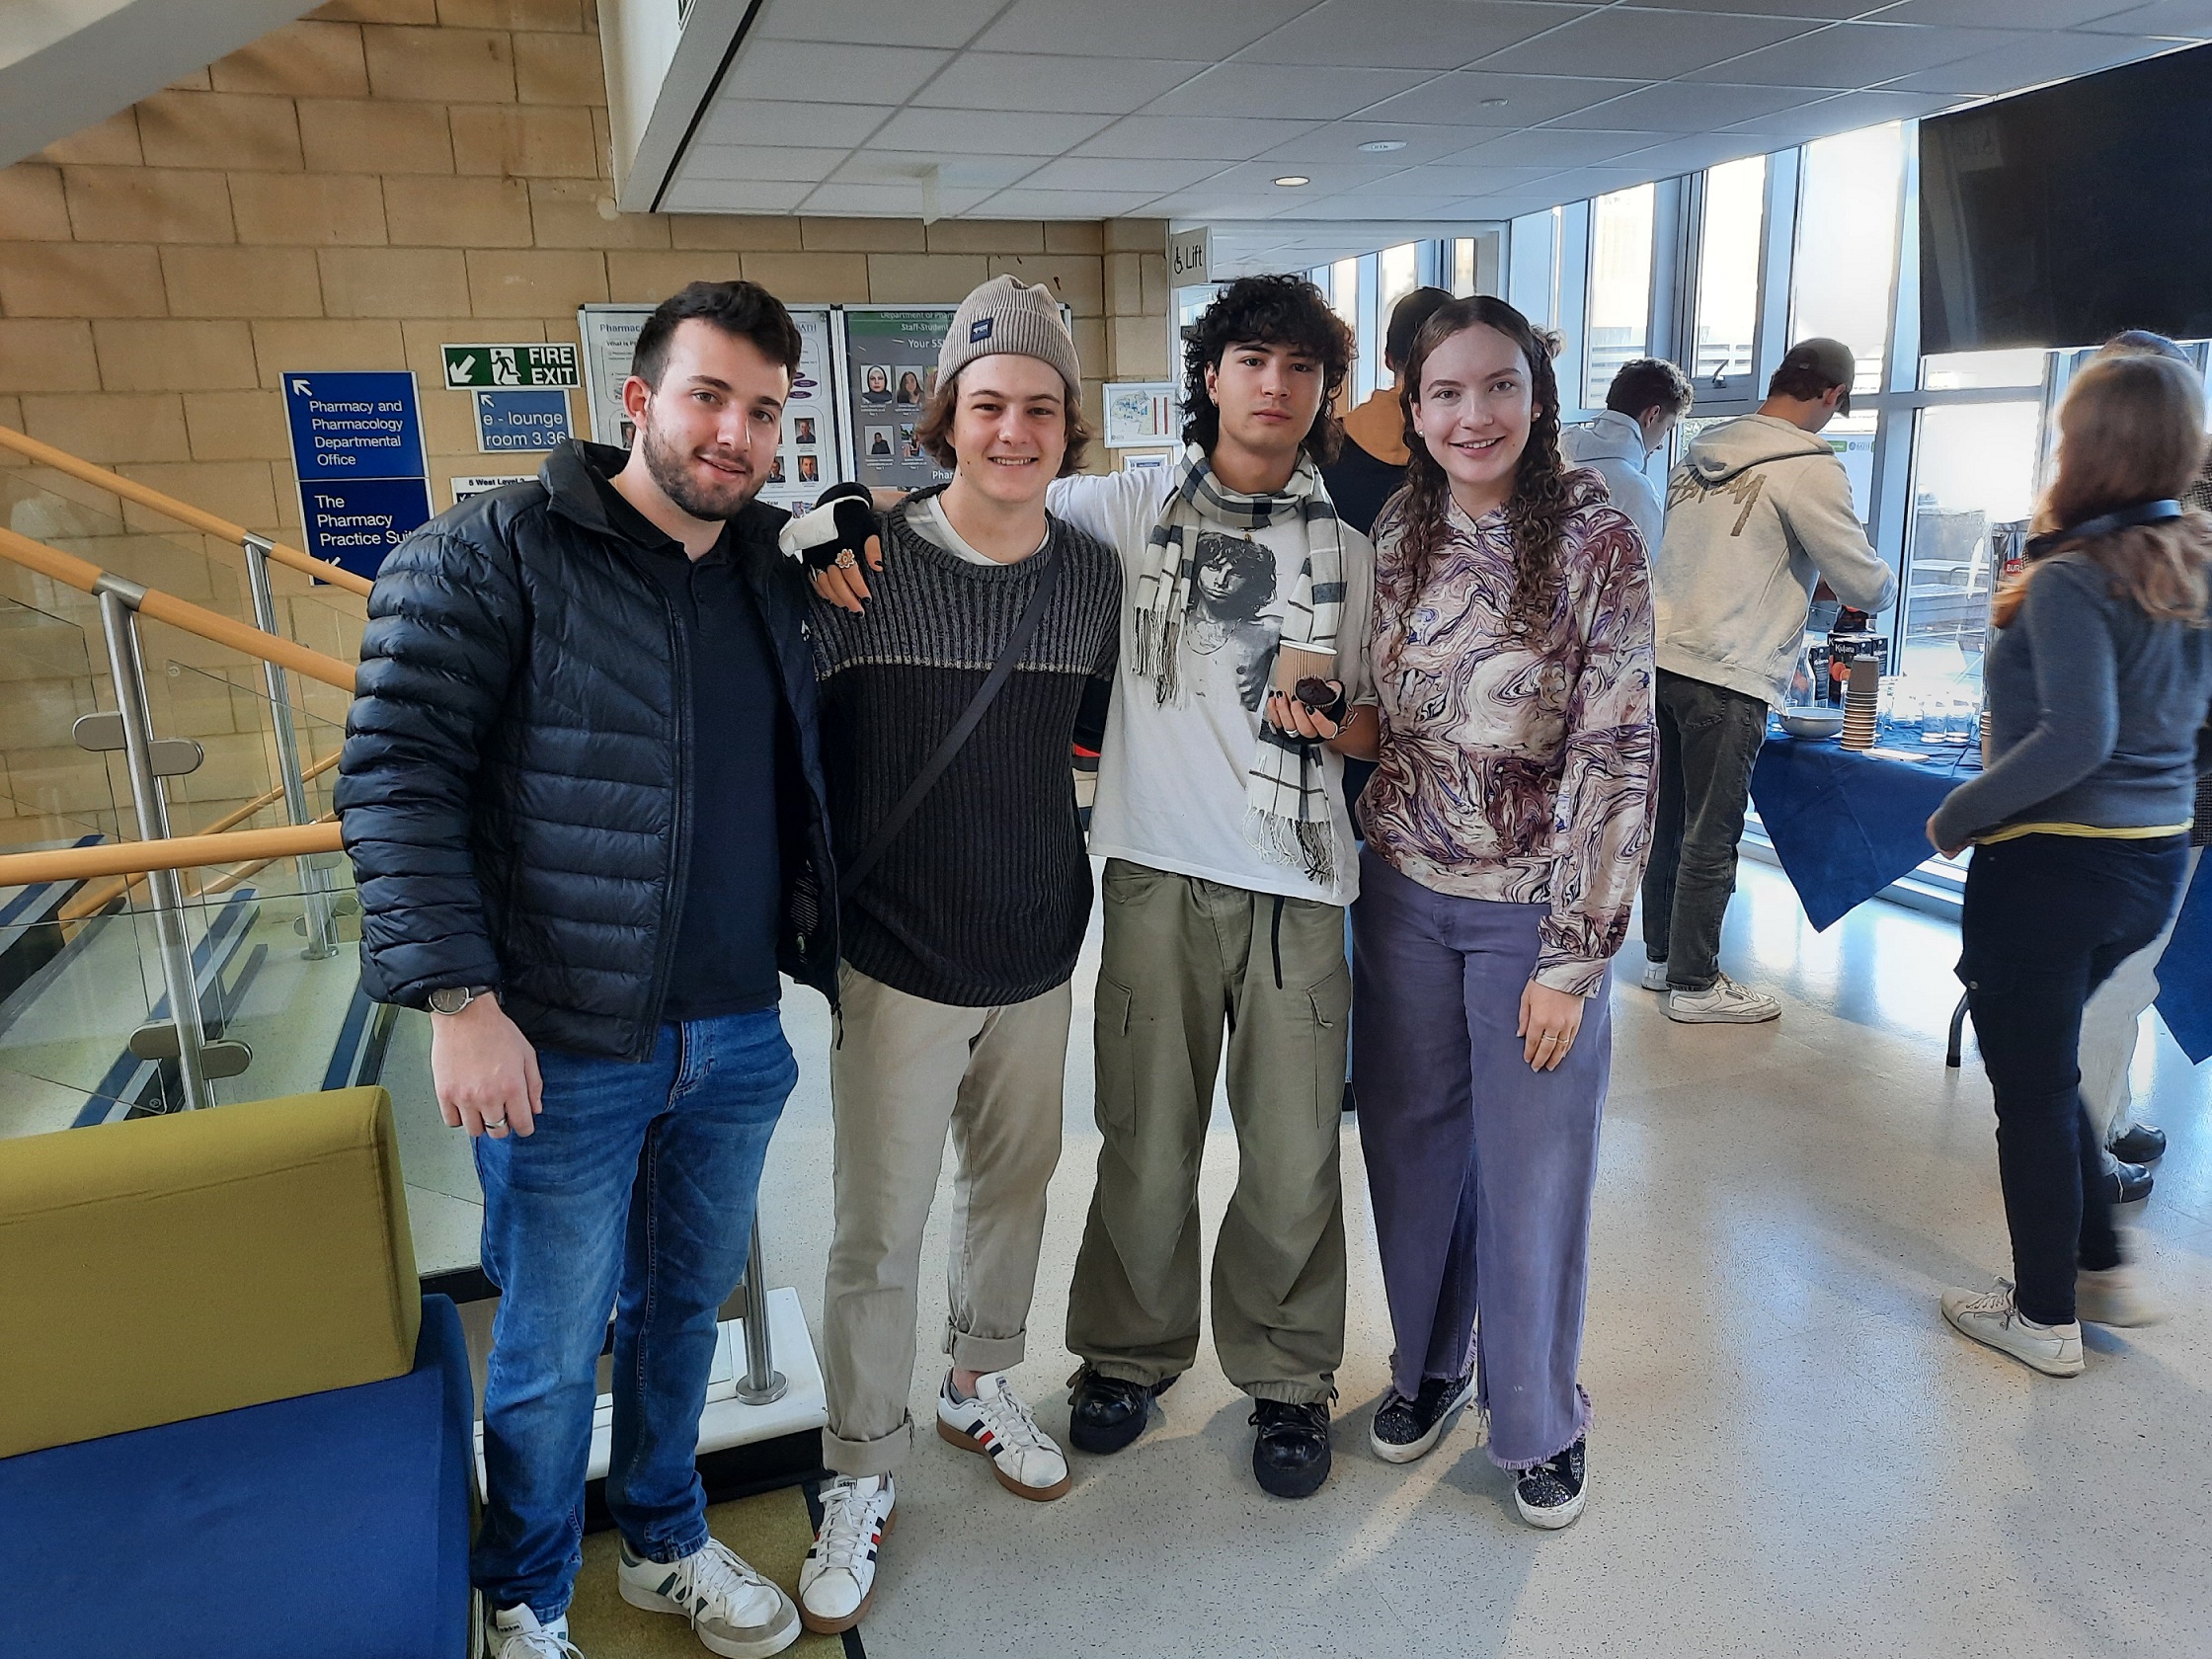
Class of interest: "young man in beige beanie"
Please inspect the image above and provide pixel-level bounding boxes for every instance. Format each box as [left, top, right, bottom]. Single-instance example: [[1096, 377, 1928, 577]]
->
[[793, 276, 1122, 1635]]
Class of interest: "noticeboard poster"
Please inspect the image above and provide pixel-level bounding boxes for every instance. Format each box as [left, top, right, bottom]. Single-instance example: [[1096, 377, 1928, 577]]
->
[[575, 303, 844, 516], [836, 306, 954, 493]]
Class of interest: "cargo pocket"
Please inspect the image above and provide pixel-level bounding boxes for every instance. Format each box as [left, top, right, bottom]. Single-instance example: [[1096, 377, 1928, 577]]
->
[[1093, 973, 1137, 1139], [1304, 959, 1352, 1131]]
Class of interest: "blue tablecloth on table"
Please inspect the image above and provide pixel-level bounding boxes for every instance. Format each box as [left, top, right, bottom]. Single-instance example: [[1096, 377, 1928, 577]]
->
[[2154, 853, 2212, 1064], [1747, 734, 1967, 930], [1748, 731, 2212, 1065]]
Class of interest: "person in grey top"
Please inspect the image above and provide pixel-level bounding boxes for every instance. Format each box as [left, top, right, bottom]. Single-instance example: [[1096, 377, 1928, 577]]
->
[[1639, 339, 1896, 1024], [1930, 350, 2212, 1380]]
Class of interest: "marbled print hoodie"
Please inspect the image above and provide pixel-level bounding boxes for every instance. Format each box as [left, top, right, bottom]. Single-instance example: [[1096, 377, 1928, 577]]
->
[[1360, 470, 1658, 996]]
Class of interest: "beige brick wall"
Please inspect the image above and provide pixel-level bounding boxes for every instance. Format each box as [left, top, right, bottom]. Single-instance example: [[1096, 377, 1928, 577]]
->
[[0, 0, 1172, 846]]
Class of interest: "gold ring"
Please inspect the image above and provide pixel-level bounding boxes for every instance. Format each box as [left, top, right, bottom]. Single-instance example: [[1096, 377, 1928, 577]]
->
[[834, 549, 857, 569]]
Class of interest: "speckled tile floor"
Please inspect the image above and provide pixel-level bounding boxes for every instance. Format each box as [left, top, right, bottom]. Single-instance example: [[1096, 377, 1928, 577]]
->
[[371, 858, 2212, 1659], [741, 859, 2212, 1659]]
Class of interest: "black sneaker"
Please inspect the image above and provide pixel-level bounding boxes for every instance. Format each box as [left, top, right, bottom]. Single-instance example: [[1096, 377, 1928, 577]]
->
[[2111, 1123, 2167, 1164], [1067, 1367, 1175, 1456], [1368, 1371, 1475, 1464], [1513, 1437, 1587, 1530], [1249, 1399, 1332, 1499]]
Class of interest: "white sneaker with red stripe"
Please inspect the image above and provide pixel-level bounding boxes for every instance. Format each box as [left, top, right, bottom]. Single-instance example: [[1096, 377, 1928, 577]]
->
[[797, 1474, 894, 1635], [936, 1370, 1071, 1500]]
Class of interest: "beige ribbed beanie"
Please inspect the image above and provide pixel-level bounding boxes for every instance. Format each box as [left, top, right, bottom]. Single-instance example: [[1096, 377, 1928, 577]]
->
[[939, 275, 1081, 393]]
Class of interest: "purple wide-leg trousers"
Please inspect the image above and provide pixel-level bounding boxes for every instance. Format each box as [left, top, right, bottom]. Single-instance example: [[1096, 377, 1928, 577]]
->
[[1351, 848, 1608, 1469]]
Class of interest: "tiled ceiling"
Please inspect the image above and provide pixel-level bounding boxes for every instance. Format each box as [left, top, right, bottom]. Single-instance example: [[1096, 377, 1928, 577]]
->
[[659, 0, 2205, 242]]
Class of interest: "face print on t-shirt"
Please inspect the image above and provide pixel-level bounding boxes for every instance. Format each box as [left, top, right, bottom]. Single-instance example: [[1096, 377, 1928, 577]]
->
[[1187, 530, 1281, 712]]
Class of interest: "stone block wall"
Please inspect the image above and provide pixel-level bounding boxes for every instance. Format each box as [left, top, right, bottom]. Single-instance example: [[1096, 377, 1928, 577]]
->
[[0, 0, 1173, 849]]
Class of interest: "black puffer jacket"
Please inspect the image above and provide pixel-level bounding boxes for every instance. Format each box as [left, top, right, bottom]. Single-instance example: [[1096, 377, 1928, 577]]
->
[[337, 441, 837, 1059]]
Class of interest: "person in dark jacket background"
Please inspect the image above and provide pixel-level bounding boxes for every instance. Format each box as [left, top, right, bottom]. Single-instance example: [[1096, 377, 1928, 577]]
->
[[1321, 284, 1453, 540], [338, 280, 835, 1659]]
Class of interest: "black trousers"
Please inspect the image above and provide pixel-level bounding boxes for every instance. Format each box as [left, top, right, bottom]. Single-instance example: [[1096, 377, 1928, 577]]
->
[[1958, 832, 2188, 1325], [1640, 669, 1770, 989]]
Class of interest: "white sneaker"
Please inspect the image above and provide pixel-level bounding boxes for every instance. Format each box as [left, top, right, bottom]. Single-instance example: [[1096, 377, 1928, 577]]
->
[[936, 1370, 1071, 1500], [798, 1474, 895, 1635], [617, 1536, 799, 1658], [1941, 1280, 2085, 1376], [485, 1605, 584, 1659], [2076, 1262, 2165, 1327], [1639, 957, 1671, 992], [1665, 974, 1781, 1024]]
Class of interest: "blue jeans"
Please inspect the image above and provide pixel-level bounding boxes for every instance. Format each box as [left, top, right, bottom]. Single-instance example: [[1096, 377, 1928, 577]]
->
[[471, 1011, 796, 1621]]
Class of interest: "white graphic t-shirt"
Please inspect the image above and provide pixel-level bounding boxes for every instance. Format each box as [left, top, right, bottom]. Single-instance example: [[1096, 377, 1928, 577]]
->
[[1048, 468, 1376, 908]]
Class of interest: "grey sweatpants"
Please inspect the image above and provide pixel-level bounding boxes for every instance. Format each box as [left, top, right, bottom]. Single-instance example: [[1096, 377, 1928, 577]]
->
[[1065, 859, 1350, 1405], [819, 965, 1070, 1477]]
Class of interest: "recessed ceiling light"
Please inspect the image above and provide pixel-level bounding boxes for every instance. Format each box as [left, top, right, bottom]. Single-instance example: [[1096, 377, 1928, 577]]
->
[[1481, 97, 1510, 107], [1273, 175, 1310, 187], [1357, 139, 1407, 152]]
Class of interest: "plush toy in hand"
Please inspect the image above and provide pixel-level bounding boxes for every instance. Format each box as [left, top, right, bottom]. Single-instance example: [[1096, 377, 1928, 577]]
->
[[777, 480, 879, 574]]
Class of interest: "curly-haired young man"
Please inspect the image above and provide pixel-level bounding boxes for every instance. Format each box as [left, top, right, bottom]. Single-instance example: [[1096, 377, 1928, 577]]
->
[[1050, 275, 1380, 1499]]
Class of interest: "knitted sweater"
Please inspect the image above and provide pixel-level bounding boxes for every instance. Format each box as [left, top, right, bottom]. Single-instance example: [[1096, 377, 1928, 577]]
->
[[809, 498, 1121, 1006]]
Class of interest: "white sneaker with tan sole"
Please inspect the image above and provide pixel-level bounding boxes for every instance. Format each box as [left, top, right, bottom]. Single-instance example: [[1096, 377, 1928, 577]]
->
[[1941, 1280, 2085, 1376], [798, 1474, 895, 1635], [937, 1370, 1071, 1500], [616, 1536, 799, 1658]]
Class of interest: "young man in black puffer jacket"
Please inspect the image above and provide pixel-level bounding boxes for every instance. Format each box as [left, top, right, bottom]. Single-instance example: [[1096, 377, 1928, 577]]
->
[[338, 280, 845, 1659]]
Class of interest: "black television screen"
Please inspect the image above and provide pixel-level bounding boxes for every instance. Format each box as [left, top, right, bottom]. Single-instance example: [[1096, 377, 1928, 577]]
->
[[1920, 42, 2212, 355]]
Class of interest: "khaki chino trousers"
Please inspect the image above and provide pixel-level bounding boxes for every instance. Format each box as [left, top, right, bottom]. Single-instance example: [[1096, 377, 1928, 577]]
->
[[819, 964, 1070, 1476], [1066, 859, 1351, 1404]]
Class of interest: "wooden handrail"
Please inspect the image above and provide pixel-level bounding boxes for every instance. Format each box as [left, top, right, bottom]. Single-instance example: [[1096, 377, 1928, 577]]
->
[[0, 823, 342, 886], [0, 524, 357, 692], [0, 424, 376, 598], [58, 750, 344, 922]]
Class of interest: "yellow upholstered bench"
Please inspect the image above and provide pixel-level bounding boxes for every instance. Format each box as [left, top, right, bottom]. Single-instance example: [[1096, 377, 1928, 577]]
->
[[0, 1084, 420, 1459]]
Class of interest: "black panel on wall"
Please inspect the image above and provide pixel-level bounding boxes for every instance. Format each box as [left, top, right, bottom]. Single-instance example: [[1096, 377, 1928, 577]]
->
[[1920, 42, 2212, 356]]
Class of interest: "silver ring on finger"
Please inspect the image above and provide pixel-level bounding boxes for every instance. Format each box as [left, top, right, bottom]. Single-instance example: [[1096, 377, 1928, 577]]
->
[[835, 549, 857, 569], [484, 1115, 507, 1128]]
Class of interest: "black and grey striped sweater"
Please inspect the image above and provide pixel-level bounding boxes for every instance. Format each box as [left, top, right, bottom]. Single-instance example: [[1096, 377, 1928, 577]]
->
[[809, 498, 1121, 1006]]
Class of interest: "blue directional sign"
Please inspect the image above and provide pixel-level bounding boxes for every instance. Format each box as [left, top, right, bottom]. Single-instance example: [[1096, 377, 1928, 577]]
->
[[282, 370, 425, 481], [475, 388, 572, 453], [297, 477, 434, 581]]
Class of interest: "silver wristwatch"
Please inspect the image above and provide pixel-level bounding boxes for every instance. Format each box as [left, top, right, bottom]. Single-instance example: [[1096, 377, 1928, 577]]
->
[[426, 984, 495, 1016]]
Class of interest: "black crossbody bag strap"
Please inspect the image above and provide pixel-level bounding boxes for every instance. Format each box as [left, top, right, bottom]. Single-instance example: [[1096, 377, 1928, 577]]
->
[[839, 549, 1065, 898]]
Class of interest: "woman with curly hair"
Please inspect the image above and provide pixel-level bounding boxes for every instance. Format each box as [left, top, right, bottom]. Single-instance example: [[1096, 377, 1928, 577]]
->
[[1929, 350, 2212, 1375], [1335, 296, 1656, 1527]]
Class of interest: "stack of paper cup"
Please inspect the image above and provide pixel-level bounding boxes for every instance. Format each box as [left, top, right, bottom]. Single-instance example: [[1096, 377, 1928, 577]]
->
[[1841, 656, 1880, 750]]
